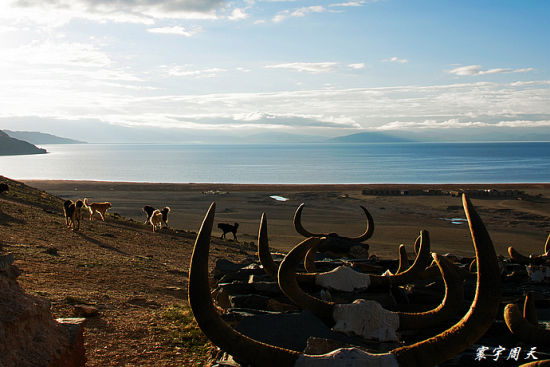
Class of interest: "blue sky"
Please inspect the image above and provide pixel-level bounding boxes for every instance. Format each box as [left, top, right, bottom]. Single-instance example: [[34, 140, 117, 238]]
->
[[0, 0, 548, 142]]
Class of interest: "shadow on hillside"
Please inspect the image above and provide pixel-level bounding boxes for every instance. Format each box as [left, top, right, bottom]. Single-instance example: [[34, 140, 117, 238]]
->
[[0, 208, 26, 226], [75, 232, 128, 255]]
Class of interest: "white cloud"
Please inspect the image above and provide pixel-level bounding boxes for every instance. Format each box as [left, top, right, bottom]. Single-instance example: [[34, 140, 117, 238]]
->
[[383, 56, 408, 64], [376, 118, 550, 130], [228, 8, 248, 20], [330, 1, 366, 7], [166, 66, 227, 78], [2, 0, 225, 25], [273, 5, 326, 22], [147, 25, 203, 36], [448, 65, 534, 76], [4, 40, 112, 68], [265, 62, 338, 73], [348, 63, 365, 70]]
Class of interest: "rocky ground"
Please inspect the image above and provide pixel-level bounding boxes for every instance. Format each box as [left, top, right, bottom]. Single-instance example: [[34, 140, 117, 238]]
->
[[0, 176, 253, 366], [1, 176, 549, 366]]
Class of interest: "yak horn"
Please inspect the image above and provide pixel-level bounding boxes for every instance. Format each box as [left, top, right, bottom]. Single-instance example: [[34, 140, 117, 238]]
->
[[520, 361, 550, 367], [257, 214, 318, 284], [368, 230, 432, 288], [189, 194, 500, 367], [504, 303, 550, 346], [189, 202, 301, 367], [508, 246, 532, 265], [304, 245, 318, 273], [395, 244, 409, 274], [279, 237, 463, 331], [294, 203, 374, 242], [545, 233, 550, 254], [258, 213, 280, 279], [504, 292, 549, 346], [392, 194, 501, 366]]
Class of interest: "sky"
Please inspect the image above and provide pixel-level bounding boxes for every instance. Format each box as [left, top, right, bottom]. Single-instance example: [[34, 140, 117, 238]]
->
[[0, 0, 549, 143]]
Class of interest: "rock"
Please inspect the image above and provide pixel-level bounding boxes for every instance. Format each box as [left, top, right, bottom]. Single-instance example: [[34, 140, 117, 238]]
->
[[73, 305, 98, 317], [0, 252, 87, 366]]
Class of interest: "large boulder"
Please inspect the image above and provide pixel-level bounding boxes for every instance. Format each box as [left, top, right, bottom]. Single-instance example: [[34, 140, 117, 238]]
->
[[0, 252, 86, 367]]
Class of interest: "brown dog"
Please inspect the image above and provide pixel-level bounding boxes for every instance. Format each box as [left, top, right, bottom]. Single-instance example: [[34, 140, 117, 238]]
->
[[63, 199, 84, 230], [84, 198, 112, 221]]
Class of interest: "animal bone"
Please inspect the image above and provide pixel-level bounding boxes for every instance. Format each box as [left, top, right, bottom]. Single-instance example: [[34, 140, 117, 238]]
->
[[278, 237, 463, 338], [187, 194, 500, 367]]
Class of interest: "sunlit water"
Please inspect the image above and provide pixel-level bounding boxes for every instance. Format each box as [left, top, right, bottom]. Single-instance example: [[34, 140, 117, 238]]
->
[[1, 142, 549, 184]]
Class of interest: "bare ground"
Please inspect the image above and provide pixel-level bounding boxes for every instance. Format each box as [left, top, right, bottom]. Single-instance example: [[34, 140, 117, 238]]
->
[[1, 177, 549, 366]]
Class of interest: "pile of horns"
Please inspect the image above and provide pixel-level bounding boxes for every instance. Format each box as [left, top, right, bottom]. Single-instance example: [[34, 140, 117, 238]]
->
[[187, 194, 550, 367]]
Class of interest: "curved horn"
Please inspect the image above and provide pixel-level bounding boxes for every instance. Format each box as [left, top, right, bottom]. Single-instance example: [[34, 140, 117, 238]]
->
[[508, 246, 532, 265], [257, 213, 279, 279], [397, 253, 464, 330], [293, 203, 374, 242], [189, 194, 501, 367], [349, 205, 375, 242], [369, 230, 432, 288], [504, 303, 550, 346], [395, 244, 409, 275], [293, 203, 323, 238], [545, 233, 550, 254], [304, 245, 318, 273], [392, 194, 501, 366], [188, 202, 301, 367], [279, 237, 463, 331], [278, 236, 334, 325]]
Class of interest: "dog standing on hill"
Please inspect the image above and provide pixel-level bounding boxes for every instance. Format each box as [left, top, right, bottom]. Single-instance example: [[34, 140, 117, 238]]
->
[[143, 205, 170, 228], [0, 183, 9, 194], [218, 222, 239, 242], [149, 207, 170, 232], [63, 199, 84, 231], [84, 198, 112, 221]]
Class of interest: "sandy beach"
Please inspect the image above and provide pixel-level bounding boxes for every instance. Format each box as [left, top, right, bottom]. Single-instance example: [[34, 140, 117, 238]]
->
[[24, 180, 550, 258]]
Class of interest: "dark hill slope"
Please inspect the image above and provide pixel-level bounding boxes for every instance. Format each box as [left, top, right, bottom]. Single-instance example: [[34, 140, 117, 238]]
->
[[0, 130, 47, 155]]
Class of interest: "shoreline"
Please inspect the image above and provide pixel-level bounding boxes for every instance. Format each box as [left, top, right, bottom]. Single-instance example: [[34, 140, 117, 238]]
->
[[22, 179, 550, 191]]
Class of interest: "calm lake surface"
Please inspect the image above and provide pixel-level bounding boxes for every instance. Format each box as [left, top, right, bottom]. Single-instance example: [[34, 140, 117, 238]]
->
[[1, 142, 549, 184]]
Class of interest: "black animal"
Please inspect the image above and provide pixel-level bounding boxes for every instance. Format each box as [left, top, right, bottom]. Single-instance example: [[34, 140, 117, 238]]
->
[[143, 205, 156, 224], [63, 199, 84, 231], [218, 222, 239, 241], [0, 183, 8, 193], [143, 205, 170, 227]]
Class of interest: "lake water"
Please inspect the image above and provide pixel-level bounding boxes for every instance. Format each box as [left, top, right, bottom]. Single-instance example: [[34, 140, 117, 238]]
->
[[1, 142, 549, 184]]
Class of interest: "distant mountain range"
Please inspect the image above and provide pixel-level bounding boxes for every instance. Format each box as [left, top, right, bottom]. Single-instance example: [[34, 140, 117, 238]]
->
[[327, 131, 411, 143], [4, 130, 85, 144], [0, 130, 47, 156]]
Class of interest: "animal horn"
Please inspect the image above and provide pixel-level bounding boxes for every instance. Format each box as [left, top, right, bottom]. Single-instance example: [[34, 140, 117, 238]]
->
[[278, 237, 335, 325], [504, 303, 550, 345], [397, 253, 464, 330], [189, 194, 501, 366], [188, 202, 301, 367], [395, 244, 409, 274], [508, 246, 532, 265], [258, 213, 280, 279], [257, 214, 318, 284], [279, 237, 464, 331], [293, 203, 324, 237], [304, 245, 318, 273], [293, 203, 374, 242], [545, 233, 550, 254], [392, 194, 501, 366], [368, 230, 432, 288]]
